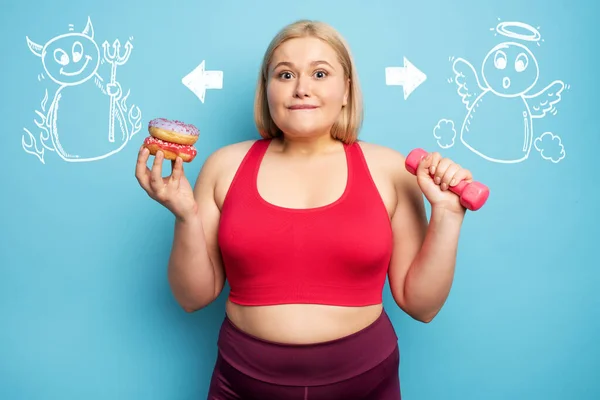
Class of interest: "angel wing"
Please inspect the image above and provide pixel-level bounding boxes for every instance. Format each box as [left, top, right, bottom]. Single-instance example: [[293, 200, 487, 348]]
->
[[452, 57, 486, 110], [523, 80, 565, 118]]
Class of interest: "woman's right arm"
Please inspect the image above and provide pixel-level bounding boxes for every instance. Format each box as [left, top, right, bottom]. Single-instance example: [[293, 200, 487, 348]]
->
[[167, 150, 226, 312], [135, 145, 226, 313]]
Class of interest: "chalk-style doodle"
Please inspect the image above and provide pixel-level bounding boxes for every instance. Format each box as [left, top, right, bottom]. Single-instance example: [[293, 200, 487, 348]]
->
[[23, 16, 142, 164], [182, 60, 223, 103], [433, 119, 457, 149], [385, 57, 427, 100], [534, 131, 565, 164], [434, 20, 568, 164]]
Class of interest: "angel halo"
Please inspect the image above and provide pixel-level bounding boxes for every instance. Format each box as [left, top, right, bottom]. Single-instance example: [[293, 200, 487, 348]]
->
[[494, 21, 542, 43]]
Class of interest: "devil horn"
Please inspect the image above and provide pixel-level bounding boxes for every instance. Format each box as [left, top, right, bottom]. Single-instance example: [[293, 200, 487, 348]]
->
[[26, 36, 43, 57], [82, 16, 94, 39]]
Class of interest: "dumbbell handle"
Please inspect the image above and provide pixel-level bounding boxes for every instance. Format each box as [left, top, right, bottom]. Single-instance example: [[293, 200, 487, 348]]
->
[[405, 148, 490, 211]]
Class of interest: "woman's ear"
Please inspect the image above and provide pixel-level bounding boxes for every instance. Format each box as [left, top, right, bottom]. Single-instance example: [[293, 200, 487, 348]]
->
[[343, 78, 350, 106]]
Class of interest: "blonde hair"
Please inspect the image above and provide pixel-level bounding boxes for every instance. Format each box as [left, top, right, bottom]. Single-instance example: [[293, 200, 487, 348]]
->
[[253, 20, 363, 144]]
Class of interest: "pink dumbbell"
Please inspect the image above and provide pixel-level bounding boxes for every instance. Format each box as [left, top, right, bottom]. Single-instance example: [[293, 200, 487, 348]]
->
[[405, 148, 490, 211]]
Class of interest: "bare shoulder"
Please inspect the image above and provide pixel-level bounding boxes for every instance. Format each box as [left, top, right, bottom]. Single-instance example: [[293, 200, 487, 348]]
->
[[200, 139, 257, 175], [357, 140, 406, 159], [194, 139, 259, 208], [356, 140, 424, 209], [356, 140, 408, 180], [353, 140, 412, 217]]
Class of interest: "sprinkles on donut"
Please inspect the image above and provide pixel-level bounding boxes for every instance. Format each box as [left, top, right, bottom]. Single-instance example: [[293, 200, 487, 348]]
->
[[143, 118, 200, 162]]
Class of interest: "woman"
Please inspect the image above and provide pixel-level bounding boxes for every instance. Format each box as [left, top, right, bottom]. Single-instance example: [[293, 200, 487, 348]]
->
[[136, 19, 473, 400]]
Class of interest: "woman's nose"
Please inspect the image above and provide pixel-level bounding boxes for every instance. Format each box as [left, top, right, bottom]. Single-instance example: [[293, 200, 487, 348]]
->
[[294, 75, 311, 98]]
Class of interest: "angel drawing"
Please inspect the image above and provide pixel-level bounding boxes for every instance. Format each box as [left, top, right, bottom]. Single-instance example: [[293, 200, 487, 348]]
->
[[448, 21, 566, 164]]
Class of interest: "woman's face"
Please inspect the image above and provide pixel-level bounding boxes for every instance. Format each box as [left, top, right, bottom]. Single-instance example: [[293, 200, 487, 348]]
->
[[266, 37, 349, 139]]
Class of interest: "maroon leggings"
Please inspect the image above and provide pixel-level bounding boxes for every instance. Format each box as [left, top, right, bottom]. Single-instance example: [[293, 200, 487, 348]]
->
[[206, 309, 401, 399]]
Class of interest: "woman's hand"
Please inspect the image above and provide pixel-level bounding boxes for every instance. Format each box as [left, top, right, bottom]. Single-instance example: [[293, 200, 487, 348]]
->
[[415, 151, 473, 216], [135, 146, 198, 221]]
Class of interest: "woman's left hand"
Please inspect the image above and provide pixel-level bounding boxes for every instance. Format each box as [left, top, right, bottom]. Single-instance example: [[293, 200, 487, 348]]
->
[[415, 151, 473, 215]]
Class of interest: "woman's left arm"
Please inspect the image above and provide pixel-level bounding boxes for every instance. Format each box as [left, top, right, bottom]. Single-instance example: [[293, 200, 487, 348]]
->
[[388, 151, 472, 323]]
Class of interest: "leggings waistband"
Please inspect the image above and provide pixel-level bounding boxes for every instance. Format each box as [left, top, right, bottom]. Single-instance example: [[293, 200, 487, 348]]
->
[[216, 309, 399, 386]]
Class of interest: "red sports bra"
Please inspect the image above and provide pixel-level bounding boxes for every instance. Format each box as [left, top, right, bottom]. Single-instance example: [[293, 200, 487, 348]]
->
[[217, 139, 393, 306]]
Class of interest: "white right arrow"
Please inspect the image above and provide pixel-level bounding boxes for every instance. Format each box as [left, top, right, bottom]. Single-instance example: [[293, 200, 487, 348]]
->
[[181, 60, 223, 103], [385, 57, 426, 100]]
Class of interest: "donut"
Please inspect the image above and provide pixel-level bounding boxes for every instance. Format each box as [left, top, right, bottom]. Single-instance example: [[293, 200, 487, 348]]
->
[[143, 118, 200, 162], [148, 118, 199, 146], [143, 135, 197, 162]]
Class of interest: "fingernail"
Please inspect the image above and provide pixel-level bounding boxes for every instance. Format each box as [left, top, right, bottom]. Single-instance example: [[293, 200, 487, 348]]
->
[[450, 178, 456, 186], [435, 176, 441, 184]]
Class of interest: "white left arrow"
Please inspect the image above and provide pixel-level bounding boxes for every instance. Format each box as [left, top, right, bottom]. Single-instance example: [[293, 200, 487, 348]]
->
[[385, 57, 426, 100], [182, 60, 223, 103]]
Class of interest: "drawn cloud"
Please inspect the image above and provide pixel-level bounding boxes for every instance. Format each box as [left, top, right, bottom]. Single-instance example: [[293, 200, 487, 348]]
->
[[433, 118, 457, 148], [534, 132, 566, 163]]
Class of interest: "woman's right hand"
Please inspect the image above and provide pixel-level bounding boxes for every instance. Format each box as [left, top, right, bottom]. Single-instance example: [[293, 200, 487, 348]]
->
[[135, 146, 198, 221]]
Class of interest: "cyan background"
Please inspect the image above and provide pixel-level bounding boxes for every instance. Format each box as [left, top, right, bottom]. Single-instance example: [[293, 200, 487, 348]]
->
[[2, 0, 597, 399]]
